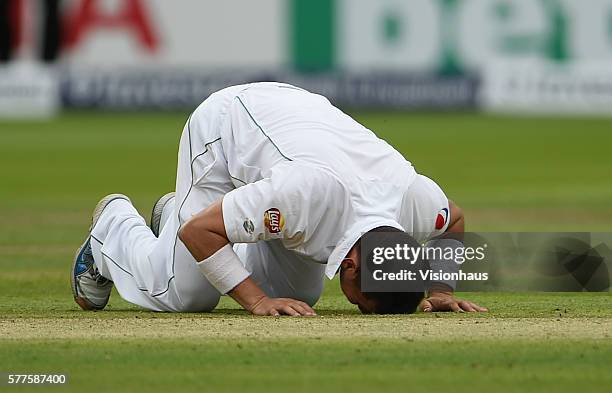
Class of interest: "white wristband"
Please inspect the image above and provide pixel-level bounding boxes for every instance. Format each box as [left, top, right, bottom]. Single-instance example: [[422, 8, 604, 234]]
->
[[197, 244, 250, 294]]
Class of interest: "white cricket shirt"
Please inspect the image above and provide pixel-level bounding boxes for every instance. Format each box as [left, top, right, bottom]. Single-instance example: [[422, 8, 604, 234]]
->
[[212, 83, 425, 278]]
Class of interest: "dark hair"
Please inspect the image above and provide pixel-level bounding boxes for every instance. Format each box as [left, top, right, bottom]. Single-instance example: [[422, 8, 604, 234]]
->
[[362, 291, 424, 314], [358, 226, 424, 314]]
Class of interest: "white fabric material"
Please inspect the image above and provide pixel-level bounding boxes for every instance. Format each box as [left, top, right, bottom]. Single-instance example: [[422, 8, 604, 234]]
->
[[197, 244, 250, 294], [90, 199, 222, 312], [90, 82, 448, 312], [90, 193, 326, 312], [216, 82, 449, 278]]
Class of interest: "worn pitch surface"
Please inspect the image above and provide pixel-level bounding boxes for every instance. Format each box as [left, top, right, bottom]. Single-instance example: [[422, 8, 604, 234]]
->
[[1, 112, 611, 392]]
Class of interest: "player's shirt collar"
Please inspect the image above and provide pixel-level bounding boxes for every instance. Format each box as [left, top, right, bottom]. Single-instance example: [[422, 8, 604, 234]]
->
[[325, 218, 405, 279]]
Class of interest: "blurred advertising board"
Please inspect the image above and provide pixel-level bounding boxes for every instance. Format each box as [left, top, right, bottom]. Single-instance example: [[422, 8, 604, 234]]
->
[[26, 0, 610, 71], [481, 60, 612, 115], [61, 70, 478, 110], [1, 0, 612, 111], [0, 63, 59, 118]]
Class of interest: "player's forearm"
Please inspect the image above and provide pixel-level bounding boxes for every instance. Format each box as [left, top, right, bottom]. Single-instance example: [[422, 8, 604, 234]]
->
[[228, 277, 268, 312], [179, 222, 228, 261], [179, 200, 253, 297], [178, 200, 228, 261], [446, 200, 464, 234]]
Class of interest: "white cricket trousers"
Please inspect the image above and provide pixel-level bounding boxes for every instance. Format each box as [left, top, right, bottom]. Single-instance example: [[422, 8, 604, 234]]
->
[[89, 94, 326, 312]]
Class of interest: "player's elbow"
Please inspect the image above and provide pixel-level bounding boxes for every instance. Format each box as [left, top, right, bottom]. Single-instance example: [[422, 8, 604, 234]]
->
[[178, 217, 211, 261], [447, 200, 464, 233], [179, 209, 230, 261], [178, 218, 198, 248], [178, 216, 210, 245]]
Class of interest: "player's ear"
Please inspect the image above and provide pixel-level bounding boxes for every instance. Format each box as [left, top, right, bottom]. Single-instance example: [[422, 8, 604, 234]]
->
[[339, 247, 362, 306], [341, 245, 360, 273], [341, 259, 356, 273]]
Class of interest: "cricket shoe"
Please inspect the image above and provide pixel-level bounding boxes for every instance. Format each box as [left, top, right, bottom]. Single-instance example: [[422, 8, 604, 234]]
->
[[71, 194, 131, 311], [150, 192, 175, 237]]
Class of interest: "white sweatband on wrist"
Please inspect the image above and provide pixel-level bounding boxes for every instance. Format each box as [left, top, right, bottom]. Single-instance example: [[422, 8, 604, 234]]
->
[[197, 244, 250, 294], [425, 238, 463, 291]]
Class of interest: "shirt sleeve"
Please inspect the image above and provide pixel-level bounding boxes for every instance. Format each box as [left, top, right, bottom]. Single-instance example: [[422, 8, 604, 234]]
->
[[222, 164, 349, 247]]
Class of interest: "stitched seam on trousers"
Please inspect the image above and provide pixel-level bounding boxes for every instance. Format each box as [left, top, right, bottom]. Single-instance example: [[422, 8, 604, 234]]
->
[[155, 115, 222, 298], [90, 234, 148, 292]]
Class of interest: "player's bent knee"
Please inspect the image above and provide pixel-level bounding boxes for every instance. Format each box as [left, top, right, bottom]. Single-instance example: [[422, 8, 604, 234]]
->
[[293, 285, 324, 307], [176, 293, 220, 313], [301, 293, 321, 308], [173, 278, 221, 312]]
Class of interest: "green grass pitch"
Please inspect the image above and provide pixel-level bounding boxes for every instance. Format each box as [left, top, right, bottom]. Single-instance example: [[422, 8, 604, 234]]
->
[[1, 111, 612, 392]]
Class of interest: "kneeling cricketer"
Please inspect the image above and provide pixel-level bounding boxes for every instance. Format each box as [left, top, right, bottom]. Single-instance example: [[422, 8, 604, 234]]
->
[[71, 82, 487, 315]]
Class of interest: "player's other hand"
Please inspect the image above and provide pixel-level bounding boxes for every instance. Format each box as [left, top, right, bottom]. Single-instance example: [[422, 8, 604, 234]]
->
[[250, 296, 316, 316], [420, 291, 488, 313]]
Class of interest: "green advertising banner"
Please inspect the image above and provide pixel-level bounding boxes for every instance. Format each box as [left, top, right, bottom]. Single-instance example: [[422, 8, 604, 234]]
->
[[291, 0, 612, 75]]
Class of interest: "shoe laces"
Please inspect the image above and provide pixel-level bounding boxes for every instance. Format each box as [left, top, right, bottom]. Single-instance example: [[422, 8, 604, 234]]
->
[[93, 269, 111, 286], [83, 243, 110, 285]]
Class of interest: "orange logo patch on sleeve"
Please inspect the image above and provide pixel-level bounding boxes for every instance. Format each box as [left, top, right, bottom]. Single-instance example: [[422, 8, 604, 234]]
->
[[264, 208, 284, 234]]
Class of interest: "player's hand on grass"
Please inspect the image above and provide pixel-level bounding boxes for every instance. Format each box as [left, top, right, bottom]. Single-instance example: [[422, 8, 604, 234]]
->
[[420, 291, 488, 313], [250, 296, 316, 316], [228, 277, 316, 316]]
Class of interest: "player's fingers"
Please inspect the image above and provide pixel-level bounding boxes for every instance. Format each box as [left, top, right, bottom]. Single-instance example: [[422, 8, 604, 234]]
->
[[269, 309, 281, 317], [420, 300, 433, 312], [458, 300, 476, 312], [288, 302, 310, 316], [296, 301, 316, 316], [450, 302, 464, 313], [280, 305, 301, 316], [278, 299, 315, 316], [470, 302, 488, 312]]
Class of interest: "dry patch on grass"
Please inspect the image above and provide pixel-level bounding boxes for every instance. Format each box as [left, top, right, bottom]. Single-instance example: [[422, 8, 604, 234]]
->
[[466, 207, 612, 231], [0, 244, 76, 256], [2, 316, 611, 341]]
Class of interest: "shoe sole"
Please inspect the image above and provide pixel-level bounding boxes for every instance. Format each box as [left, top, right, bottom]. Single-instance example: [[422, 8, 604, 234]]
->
[[150, 192, 175, 237], [71, 194, 131, 310]]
